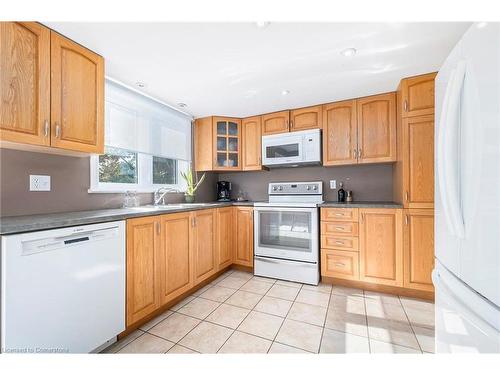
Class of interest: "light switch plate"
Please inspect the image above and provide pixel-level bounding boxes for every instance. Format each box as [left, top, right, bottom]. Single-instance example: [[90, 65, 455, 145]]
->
[[330, 180, 336, 189], [30, 175, 51, 191]]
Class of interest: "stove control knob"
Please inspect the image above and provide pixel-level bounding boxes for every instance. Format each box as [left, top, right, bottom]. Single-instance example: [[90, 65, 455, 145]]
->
[[313, 185, 318, 190], [306, 186, 311, 190], [278, 186, 283, 191], [272, 186, 277, 191]]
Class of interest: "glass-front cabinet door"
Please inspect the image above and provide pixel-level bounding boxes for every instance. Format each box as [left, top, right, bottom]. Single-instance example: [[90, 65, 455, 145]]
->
[[214, 117, 241, 170], [255, 207, 318, 263]]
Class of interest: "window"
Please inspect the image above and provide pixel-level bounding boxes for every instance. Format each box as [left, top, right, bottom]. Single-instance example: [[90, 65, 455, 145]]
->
[[90, 79, 192, 193]]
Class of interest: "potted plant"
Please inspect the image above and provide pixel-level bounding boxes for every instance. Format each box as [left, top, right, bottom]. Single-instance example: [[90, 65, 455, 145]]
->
[[180, 168, 206, 203]]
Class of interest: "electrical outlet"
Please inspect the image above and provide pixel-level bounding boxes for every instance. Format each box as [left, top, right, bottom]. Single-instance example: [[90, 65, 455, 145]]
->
[[30, 175, 51, 191], [330, 180, 336, 189]]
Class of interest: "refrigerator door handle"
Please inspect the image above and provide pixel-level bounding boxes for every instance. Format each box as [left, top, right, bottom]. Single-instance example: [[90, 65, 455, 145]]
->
[[445, 61, 467, 239], [437, 61, 466, 239]]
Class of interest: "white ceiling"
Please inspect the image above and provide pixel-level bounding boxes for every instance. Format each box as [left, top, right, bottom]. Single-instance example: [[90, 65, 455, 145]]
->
[[46, 22, 470, 118]]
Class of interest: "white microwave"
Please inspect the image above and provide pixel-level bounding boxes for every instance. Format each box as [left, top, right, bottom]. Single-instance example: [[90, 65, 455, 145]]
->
[[261, 129, 321, 167]]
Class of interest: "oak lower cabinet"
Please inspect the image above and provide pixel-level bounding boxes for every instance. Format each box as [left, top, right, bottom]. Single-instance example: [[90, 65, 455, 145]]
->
[[234, 207, 254, 267], [403, 209, 435, 292], [192, 209, 217, 284], [159, 212, 193, 305], [216, 207, 234, 269], [0, 22, 104, 154], [321, 249, 359, 281], [359, 208, 403, 287], [126, 216, 161, 326]]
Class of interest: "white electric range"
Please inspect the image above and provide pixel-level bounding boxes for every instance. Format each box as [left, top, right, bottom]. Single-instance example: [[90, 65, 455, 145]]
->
[[253, 181, 323, 285]]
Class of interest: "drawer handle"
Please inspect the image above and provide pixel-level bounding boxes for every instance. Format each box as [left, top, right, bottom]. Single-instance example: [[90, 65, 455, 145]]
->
[[334, 213, 344, 216], [335, 241, 345, 245], [334, 262, 346, 267], [335, 226, 346, 231]]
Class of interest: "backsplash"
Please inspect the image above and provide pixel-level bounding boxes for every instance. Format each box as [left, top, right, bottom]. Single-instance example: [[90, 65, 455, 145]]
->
[[218, 164, 393, 202], [0, 149, 217, 217]]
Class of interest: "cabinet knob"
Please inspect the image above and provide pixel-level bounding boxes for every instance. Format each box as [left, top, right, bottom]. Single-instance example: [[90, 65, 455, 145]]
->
[[358, 149, 362, 158], [405, 191, 409, 202], [353, 149, 357, 158], [404, 100, 408, 112]]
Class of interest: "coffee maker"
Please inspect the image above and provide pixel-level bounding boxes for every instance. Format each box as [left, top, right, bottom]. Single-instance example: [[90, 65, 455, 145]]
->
[[217, 181, 232, 201]]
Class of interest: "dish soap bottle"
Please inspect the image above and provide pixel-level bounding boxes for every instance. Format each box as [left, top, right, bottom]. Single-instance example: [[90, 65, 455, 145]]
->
[[338, 182, 346, 202]]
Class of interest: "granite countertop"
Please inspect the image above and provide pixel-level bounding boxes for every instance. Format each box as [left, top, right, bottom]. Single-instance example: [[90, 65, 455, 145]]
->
[[0, 201, 256, 235], [0, 200, 402, 235], [319, 201, 403, 208]]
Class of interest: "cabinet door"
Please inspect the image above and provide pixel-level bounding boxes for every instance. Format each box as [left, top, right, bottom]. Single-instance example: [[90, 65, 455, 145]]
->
[[403, 209, 434, 292], [126, 216, 161, 326], [234, 207, 254, 267], [401, 73, 436, 118], [159, 212, 193, 305], [321, 249, 360, 281], [403, 115, 434, 208], [217, 207, 234, 269], [194, 117, 213, 171], [242, 116, 262, 170], [322, 100, 358, 166], [359, 208, 403, 286], [193, 209, 217, 284], [357, 93, 396, 164], [290, 105, 322, 132], [213, 117, 242, 171], [50, 31, 104, 153], [0, 22, 50, 146], [261, 110, 290, 135]]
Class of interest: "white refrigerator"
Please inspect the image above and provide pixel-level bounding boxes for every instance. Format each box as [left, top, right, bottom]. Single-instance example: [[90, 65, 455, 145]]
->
[[434, 22, 500, 353]]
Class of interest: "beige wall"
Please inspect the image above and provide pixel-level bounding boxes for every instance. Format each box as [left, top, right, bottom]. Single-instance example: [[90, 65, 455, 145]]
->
[[0, 149, 217, 217]]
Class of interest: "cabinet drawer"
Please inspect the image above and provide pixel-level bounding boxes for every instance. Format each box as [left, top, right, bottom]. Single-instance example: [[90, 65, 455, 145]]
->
[[321, 235, 359, 251], [321, 208, 359, 222], [321, 221, 358, 236], [321, 249, 359, 280]]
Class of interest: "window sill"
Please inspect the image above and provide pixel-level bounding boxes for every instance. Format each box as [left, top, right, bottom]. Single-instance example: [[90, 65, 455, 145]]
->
[[88, 188, 185, 194]]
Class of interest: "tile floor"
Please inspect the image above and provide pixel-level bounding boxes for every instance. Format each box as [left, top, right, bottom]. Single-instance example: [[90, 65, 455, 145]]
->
[[103, 270, 435, 354]]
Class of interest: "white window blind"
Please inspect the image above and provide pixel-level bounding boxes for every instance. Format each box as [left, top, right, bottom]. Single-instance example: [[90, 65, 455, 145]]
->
[[105, 80, 192, 161]]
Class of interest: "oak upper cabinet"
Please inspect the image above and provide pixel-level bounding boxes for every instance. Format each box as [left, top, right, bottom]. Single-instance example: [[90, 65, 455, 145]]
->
[[234, 207, 254, 267], [159, 212, 193, 305], [0, 22, 104, 154], [216, 207, 234, 269], [322, 100, 358, 166], [242, 116, 262, 170], [402, 115, 435, 208], [193, 209, 217, 284], [403, 209, 434, 292], [194, 117, 242, 171], [0, 22, 50, 147], [357, 93, 396, 164], [400, 72, 437, 118], [261, 110, 290, 135], [50, 31, 104, 153], [359, 208, 403, 286], [126, 216, 161, 326], [290, 105, 322, 132]]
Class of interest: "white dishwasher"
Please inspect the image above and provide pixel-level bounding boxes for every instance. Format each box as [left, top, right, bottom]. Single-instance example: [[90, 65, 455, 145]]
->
[[1, 221, 126, 353]]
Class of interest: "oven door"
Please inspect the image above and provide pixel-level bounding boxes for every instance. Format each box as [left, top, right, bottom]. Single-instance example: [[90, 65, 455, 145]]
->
[[262, 134, 303, 166], [254, 206, 318, 263]]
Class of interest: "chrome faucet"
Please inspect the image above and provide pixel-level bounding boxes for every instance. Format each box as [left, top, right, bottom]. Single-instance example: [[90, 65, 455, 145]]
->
[[154, 187, 179, 206]]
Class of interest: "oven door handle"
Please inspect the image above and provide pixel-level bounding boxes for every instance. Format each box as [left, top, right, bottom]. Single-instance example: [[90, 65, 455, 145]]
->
[[253, 206, 318, 213]]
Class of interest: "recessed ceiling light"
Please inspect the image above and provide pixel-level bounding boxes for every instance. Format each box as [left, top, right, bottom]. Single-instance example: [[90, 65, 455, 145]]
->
[[256, 21, 270, 29], [281, 90, 290, 96], [340, 48, 357, 57], [135, 81, 146, 88], [177, 103, 187, 108], [476, 22, 488, 29]]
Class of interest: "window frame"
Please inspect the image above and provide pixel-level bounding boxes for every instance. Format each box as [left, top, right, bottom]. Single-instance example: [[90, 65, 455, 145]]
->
[[89, 150, 188, 193]]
